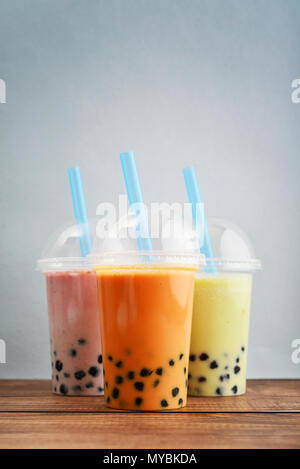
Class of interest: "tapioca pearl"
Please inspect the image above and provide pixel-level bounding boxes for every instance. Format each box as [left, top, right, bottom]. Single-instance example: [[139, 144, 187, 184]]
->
[[156, 367, 163, 376], [115, 360, 123, 368], [232, 385, 238, 394], [169, 359, 175, 367], [135, 397, 143, 406], [72, 385, 82, 393], [178, 398, 183, 406], [224, 365, 229, 370], [115, 376, 123, 385], [78, 338, 87, 345], [54, 350, 57, 356], [216, 387, 223, 396], [127, 371, 135, 380], [69, 348, 77, 357], [85, 382, 94, 389], [241, 346, 245, 352], [198, 376, 206, 383], [98, 387, 104, 393], [161, 399, 168, 408], [56, 375, 59, 382], [134, 382, 144, 391], [140, 368, 152, 377], [59, 384, 68, 395], [234, 366, 240, 374], [189, 354, 196, 362], [105, 381, 109, 388], [106, 396, 111, 404], [225, 374, 230, 380], [219, 375, 224, 382], [210, 360, 218, 369], [111, 387, 119, 399], [74, 370, 86, 380], [64, 373, 70, 379], [55, 360, 63, 372], [183, 367, 187, 375], [236, 357, 240, 363], [153, 379, 160, 388], [188, 373, 192, 380], [172, 387, 179, 397], [199, 353, 209, 361], [98, 354, 103, 364], [179, 353, 184, 360], [88, 366, 100, 377], [108, 355, 113, 361]]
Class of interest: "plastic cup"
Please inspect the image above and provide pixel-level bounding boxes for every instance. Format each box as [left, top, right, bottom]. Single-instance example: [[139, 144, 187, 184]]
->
[[91, 252, 201, 411], [187, 219, 261, 397], [37, 223, 104, 396]]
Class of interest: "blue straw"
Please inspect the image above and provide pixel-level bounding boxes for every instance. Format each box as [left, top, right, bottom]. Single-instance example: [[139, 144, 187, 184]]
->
[[68, 167, 93, 258], [183, 167, 217, 273], [120, 152, 153, 253]]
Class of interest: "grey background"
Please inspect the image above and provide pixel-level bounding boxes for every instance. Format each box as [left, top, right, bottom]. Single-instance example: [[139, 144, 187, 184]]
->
[[0, 0, 299, 379]]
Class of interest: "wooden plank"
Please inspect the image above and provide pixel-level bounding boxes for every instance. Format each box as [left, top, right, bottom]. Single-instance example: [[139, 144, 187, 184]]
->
[[0, 380, 299, 413], [0, 412, 299, 449]]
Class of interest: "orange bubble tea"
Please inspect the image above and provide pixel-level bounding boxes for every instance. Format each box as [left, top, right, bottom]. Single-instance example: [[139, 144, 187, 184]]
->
[[95, 265, 196, 411]]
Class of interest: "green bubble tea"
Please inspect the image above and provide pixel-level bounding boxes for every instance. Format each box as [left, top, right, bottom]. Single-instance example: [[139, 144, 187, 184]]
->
[[188, 274, 252, 397]]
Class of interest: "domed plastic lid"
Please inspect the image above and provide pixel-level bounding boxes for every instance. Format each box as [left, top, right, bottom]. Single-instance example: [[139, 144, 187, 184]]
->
[[206, 218, 261, 272], [36, 220, 98, 272]]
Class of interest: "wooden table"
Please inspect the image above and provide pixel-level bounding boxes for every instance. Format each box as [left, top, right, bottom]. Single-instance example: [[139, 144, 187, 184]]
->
[[0, 379, 299, 449]]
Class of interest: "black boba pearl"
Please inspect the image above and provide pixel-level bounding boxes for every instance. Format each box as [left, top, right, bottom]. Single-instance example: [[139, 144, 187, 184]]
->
[[140, 368, 152, 377], [172, 387, 179, 397], [69, 348, 77, 357], [127, 371, 135, 380], [134, 382, 144, 391], [178, 398, 183, 406], [88, 366, 100, 377], [64, 373, 70, 378], [111, 387, 119, 399], [216, 387, 222, 396], [105, 381, 109, 388], [183, 367, 187, 374], [85, 382, 94, 388], [135, 397, 143, 406], [73, 385, 82, 392], [56, 375, 59, 382], [169, 359, 175, 366], [55, 360, 63, 372], [153, 379, 160, 388], [156, 367, 163, 376], [59, 384, 68, 394], [78, 338, 87, 345], [106, 396, 111, 403], [161, 399, 168, 408], [179, 353, 184, 360], [98, 354, 103, 364], [108, 355, 113, 361], [198, 376, 206, 383], [189, 354, 196, 361], [234, 366, 241, 374], [74, 370, 86, 380], [54, 350, 57, 356], [241, 346, 245, 352], [219, 375, 224, 382], [225, 373, 230, 380], [236, 357, 240, 363], [210, 360, 218, 369], [115, 376, 123, 385], [224, 366, 229, 370], [232, 385, 238, 394], [199, 353, 209, 361], [115, 360, 123, 368], [188, 373, 192, 380], [98, 387, 104, 393]]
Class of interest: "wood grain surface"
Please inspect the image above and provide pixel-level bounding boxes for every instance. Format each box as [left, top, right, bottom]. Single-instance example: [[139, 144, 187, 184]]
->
[[0, 380, 299, 449]]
